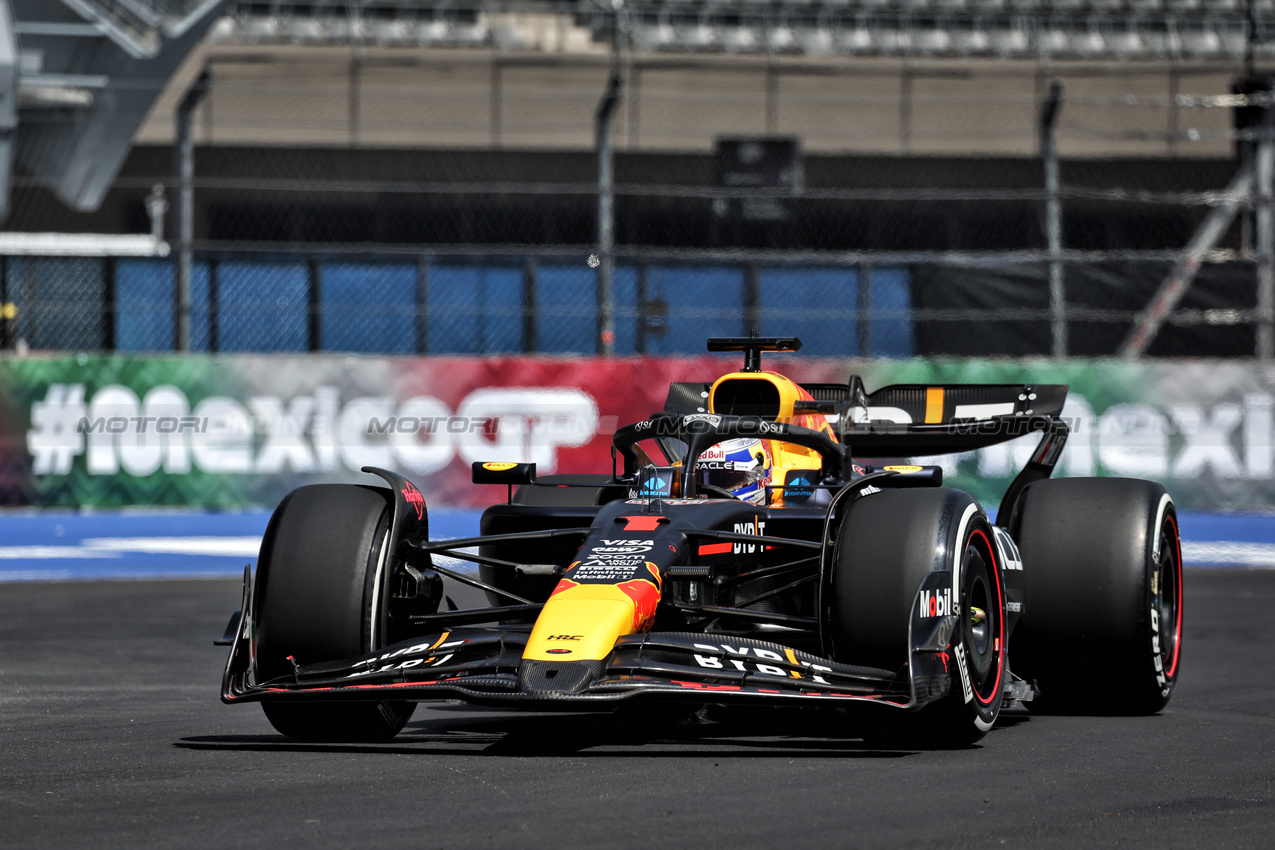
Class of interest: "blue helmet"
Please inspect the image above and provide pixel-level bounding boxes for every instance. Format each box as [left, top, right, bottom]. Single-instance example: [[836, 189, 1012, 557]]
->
[[694, 438, 773, 504]]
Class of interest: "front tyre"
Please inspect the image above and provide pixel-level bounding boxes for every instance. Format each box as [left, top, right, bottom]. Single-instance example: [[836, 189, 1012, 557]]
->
[[1010, 477, 1183, 715], [253, 484, 415, 741], [827, 488, 1006, 746]]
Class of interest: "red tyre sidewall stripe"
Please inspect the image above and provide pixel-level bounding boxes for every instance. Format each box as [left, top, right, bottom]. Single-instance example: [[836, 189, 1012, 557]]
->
[[968, 526, 1005, 709], [1165, 513, 1183, 680]]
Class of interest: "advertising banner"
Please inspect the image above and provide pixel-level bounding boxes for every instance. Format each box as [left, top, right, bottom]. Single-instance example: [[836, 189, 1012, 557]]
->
[[1, 353, 1272, 513]]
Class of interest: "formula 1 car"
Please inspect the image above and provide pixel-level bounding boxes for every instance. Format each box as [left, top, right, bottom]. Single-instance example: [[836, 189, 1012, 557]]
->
[[219, 336, 1183, 747]]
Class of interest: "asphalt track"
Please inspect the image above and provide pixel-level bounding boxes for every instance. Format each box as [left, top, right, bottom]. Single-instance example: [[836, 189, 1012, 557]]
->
[[2, 568, 1274, 848]]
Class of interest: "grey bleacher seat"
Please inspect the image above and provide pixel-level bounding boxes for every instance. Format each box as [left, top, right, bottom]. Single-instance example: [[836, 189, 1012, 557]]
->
[[1179, 29, 1221, 56], [911, 28, 953, 54], [284, 17, 325, 43], [835, 23, 875, 52], [764, 26, 799, 52], [452, 21, 490, 45], [633, 23, 675, 50], [988, 26, 1029, 54], [873, 27, 910, 52], [367, 20, 411, 46], [239, 15, 281, 42], [325, 15, 356, 42], [1217, 24, 1249, 57], [968, 0, 1007, 10], [1105, 29, 1146, 58], [207, 16, 239, 43], [950, 28, 991, 54], [1036, 27, 1070, 55], [1139, 27, 1172, 57], [414, 20, 449, 44], [492, 22, 531, 50], [720, 26, 759, 51], [799, 27, 834, 54], [1068, 28, 1107, 57], [676, 22, 716, 50]]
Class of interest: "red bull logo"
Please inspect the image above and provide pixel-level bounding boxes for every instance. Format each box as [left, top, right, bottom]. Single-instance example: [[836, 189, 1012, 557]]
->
[[550, 577, 581, 597], [617, 563, 662, 632]]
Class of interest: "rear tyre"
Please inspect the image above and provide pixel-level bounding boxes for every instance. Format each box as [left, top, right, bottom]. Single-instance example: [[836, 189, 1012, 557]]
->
[[828, 488, 1006, 747], [254, 484, 415, 742], [1010, 477, 1182, 715]]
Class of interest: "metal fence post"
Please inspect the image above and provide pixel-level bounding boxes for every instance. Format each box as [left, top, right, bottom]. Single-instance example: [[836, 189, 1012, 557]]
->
[[595, 66, 621, 356], [1040, 81, 1067, 358], [1258, 98, 1274, 360], [415, 255, 429, 355], [104, 257, 116, 352], [174, 69, 211, 353], [523, 256, 538, 353], [209, 258, 220, 353], [858, 263, 871, 357], [744, 260, 760, 335], [307, 258, 321, 353]]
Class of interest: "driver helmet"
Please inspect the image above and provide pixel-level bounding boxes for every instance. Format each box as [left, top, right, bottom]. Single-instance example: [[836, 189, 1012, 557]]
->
[[695, 438, 772, 504]]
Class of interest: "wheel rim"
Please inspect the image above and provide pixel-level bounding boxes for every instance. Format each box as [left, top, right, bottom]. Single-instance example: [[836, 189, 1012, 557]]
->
[[1155, 513, 1183, 679], [966, 552, 993, 676], [961, 528, 1004, 707]]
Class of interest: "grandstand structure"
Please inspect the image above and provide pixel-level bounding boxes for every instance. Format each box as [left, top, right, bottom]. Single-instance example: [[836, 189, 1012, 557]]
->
[[216, 1, 1270, 63], [1, 0, 1274, 358], [9, 0, 1272, 209], [1, 0, 231, 220]]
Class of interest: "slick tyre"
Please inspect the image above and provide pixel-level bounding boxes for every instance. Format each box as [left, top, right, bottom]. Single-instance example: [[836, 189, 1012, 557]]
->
[[253, 484, 414, 742], [827, 488, 1006, 747], [1009, 477, 1183, 715]]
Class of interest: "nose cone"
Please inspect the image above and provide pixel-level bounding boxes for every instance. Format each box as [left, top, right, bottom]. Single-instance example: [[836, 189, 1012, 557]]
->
[[523, 584, 642, 662]]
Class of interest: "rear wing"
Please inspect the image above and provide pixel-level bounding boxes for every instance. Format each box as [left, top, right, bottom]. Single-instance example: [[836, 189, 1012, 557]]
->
[[829, 380, 1067, 458], [665, 379, 1068, 458]]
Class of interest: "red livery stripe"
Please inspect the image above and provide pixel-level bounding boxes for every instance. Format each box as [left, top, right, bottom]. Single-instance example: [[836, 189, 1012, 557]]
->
[[623, 516, 665, 531]]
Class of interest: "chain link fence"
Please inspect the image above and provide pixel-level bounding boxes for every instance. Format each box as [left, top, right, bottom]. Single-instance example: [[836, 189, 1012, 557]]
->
[[3, 43, 1270, 358]]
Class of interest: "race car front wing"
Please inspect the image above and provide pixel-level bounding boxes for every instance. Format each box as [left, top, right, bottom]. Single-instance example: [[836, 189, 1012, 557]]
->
[[221, 569, 962, 711]]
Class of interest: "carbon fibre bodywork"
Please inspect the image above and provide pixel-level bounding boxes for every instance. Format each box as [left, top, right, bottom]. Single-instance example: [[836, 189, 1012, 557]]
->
[[222, 458, 1033, 715], [221, 339, 1087, 732]]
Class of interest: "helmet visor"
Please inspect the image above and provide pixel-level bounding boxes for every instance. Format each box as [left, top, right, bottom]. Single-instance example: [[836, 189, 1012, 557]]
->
[[694, 459, 762, 493]]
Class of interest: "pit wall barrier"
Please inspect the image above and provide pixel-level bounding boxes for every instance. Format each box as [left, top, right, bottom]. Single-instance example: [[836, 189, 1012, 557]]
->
[[0, 354, 1269, 513]]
